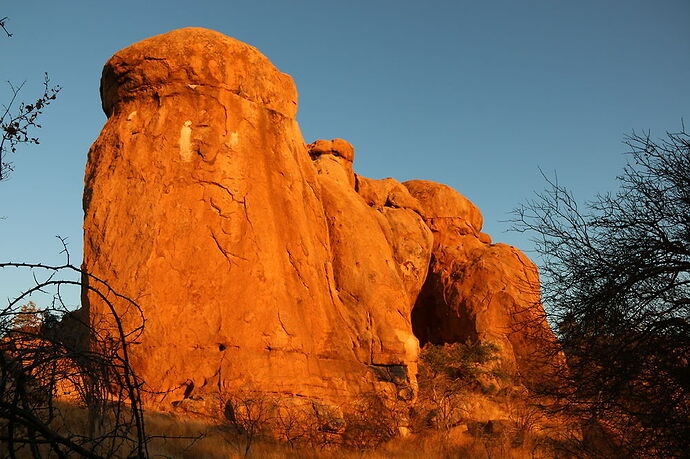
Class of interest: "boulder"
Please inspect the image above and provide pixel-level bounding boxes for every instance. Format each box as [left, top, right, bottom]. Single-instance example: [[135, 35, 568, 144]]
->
[[83, 28, 560, 416], [83, 28, 432, 411], [405, 180, 559, 386], [308, 139, 356, 188]]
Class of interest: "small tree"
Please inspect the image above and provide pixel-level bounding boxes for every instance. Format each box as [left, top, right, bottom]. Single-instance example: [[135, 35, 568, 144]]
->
[[341, 392, 404, 450], [0, 15, 60, 182], [9, 301, 42, 333], [221, 388, 277, 456], [0, 259, 151, 458], [512, 126, 690, 457], [416, 341, 501, 431]]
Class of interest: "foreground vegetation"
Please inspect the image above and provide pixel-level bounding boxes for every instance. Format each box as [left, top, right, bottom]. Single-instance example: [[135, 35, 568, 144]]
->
[[2, 337, 581, 458], [513, 127, 690, 457]]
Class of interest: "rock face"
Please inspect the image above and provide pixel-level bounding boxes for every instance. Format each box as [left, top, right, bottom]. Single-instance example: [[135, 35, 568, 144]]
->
[[405, 181, 557, 386], [82, 27, 557, 413]]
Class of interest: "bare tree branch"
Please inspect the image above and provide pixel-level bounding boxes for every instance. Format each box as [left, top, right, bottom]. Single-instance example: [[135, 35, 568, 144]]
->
[[511, 126, 690, 457]]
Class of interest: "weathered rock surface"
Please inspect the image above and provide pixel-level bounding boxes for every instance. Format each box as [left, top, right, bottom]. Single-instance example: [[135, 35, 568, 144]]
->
[[84, 28, 432, 411], [83, 27, 558, 414], [405, 180, 558, 386]]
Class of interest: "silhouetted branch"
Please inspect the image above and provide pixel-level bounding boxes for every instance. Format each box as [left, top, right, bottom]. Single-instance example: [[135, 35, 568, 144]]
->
[[0, 248, 152, 457], [511, 127, 690, 457], [1, 74, 60, 181], [0, 17, 11, 38]]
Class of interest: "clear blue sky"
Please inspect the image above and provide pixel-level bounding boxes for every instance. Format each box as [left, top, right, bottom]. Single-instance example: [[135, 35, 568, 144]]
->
[[2, 0, 689, 307]]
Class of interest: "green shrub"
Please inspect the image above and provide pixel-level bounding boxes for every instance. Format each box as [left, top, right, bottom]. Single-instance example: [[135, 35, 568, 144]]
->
[[419, 341, 502, 386], [416, 341, 504, 431]]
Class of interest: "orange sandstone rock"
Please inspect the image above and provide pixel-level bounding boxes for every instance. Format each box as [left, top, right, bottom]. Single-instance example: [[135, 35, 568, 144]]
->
[[308, 139, 356, 188], [405, 180, 558, 386], [83, 28, 430, 411], [83, 28, 558, 415]]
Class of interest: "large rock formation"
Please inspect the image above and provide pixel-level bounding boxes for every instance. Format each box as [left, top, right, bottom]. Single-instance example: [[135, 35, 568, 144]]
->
[[82, 27, 557, 414], [405, 180, 558, 386]]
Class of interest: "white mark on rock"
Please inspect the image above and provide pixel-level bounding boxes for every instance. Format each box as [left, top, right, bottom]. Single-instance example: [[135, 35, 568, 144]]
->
[[224, 131, 239, 148], [179, 120, 193, 162], [126, 111, 137, 121], [188, 84, 198, 89]]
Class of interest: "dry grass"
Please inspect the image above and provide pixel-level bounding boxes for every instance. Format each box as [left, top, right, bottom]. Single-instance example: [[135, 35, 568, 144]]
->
[[141, 408, 573, 459], [13, 389, 578, 458]]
